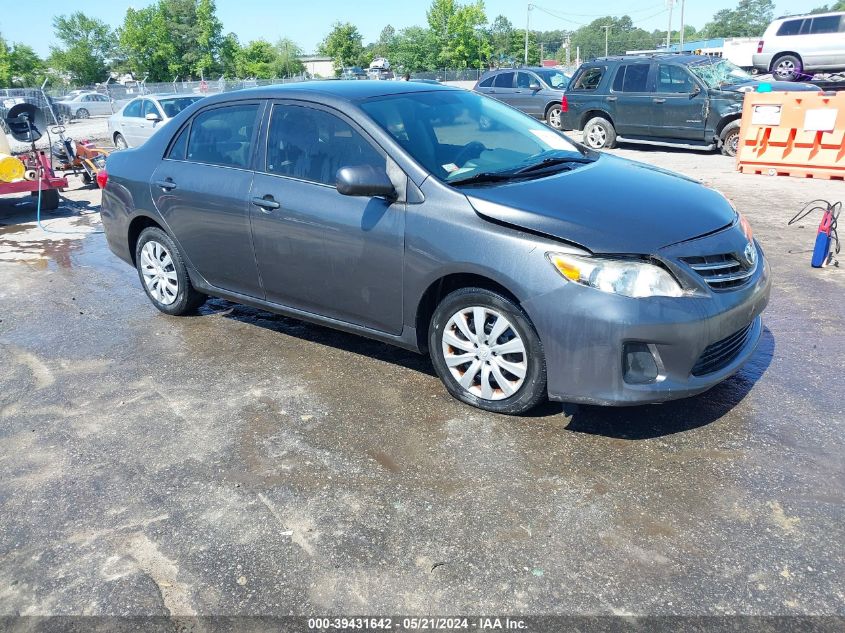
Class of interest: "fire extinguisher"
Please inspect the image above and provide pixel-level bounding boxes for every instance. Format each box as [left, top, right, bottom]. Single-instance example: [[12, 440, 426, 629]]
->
[[789, 200, 841, 268]]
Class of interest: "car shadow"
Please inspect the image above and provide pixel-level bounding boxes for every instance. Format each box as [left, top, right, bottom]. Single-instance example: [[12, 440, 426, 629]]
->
[[553, 326, 776, 439]]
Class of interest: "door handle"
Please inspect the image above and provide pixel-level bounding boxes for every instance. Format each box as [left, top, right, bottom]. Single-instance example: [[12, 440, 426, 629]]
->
[[155, 179, 176, 191], [653, 98, 666, 104], [606, 96, 617, 101], [252, 195, 280, 211]]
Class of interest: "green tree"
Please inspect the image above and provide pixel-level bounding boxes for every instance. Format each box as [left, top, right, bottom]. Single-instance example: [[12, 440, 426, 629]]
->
[[810, 1, 845, 11], [701, 0, 775, 38], [236, 39, 276, 78], [9, 44, 45, 86], [195, 0, 223, 77], [390, 26, 439, 71], [49, 12, 114, 84], [0, 36, 12, 87], [443, 2, 490, 69], [318, 22, 364, 71], [220, 32, 241, 78], [119, 5, 176, 81], [490, 15, 515, 64], [274, 38, 305, 77]]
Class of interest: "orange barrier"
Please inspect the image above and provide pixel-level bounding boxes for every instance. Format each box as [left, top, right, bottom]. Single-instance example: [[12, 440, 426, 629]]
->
[[735, 91, 845, 181]]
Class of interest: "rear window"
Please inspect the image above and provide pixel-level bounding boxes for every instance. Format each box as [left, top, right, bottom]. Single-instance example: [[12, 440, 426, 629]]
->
[[571, 67, 604, 91], [186, 104, 259, 169], [810, 15, 842, 34], [776, 19, 804, 36], [478, 76, 494, 88], [612, 64, 650, 92], [493, 72, 514, 88]]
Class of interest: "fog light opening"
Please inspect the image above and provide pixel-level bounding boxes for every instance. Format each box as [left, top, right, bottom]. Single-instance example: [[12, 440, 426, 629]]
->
[[623, 342, 660, 385]]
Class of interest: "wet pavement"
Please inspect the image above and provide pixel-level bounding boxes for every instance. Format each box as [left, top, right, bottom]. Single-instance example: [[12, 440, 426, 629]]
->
[[0, 152, 843, 620]]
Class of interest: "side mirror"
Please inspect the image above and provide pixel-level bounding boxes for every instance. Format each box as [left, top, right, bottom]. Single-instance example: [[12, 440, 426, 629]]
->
[[145, 112, 162, 122], [529, 81, 542, 91], [336, 165, 396, 199]]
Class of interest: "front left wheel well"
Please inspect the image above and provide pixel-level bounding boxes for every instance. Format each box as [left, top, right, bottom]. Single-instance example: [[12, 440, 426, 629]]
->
[[414, 273, 521, 353], [128, 216, 164, 265]]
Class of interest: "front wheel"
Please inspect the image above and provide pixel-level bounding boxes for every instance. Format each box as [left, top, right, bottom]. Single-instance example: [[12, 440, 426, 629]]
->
[[546, 104, 562, 129], [75, 108, 90, 120], [582, 116, 617, 149], [720, 121, 742, 157], [135, 227, 207, 316], [428, 288, 547, 415]]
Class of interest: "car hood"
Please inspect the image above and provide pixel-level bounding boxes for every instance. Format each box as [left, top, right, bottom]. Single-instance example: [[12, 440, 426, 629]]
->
[[464, 154, 736, 254]]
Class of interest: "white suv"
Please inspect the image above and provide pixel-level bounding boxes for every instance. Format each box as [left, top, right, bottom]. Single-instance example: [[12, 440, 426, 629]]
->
[[753, 12, 845, 80]]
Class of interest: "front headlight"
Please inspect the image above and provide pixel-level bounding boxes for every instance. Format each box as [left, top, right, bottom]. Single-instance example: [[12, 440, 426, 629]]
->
[[547, 253, 684, 298]]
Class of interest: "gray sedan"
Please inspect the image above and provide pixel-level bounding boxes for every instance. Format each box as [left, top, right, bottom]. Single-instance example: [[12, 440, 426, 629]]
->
[[99, 82, 770, 414], [108, 94, 203, 148]]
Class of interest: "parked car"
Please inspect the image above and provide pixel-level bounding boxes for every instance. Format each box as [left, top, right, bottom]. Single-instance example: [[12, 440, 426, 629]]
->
[[560, 54, 820, 156], [108, 94, 204, 148], [474, 67, 571, 129], [340, 66, 367, 80], [367, 67, 395, 80], [753, 11, 845, 80], [55, 92, 116, 120], [100, 82, 770, 414]]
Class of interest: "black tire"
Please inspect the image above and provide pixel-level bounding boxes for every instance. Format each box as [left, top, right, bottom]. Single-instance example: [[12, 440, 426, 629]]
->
[[720, 121, 742, 157], [582, 116, 617, 149], [114, 133, 128, 149], [76, 108, 90, 120], [82, 172, 92, 184], [545, 103, 563, 130], [771, 54, 802, 82], [428, 287, 547, 415], [135, 227, 207, 316], [40, 188, 60, 211]]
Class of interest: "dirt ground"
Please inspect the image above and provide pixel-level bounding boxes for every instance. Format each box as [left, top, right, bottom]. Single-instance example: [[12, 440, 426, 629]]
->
[[0, 131, 843, 626]]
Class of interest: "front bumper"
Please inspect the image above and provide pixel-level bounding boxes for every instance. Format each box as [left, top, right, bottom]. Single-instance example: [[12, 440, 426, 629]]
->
[[522, 251, 771, 406]]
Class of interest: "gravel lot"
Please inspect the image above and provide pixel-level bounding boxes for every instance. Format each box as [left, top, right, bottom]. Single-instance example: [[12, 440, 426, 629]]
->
[[0, 125, 843, 625]]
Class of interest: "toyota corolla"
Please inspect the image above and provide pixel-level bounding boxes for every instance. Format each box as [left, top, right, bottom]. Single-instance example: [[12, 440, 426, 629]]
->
[[100, 82, 770, 414]]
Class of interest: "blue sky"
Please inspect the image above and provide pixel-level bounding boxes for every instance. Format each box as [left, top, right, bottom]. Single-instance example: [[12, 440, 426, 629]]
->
[[0, 0, 822, 57]]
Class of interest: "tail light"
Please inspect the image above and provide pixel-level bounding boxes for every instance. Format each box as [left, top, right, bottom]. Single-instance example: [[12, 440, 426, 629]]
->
[[96, 169, 108, 189], [757, 40, 764, 53], [561, 95, 568, 112]]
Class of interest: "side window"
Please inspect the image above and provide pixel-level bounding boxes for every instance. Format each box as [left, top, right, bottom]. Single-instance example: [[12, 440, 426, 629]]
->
[[123, 100, 143, 118], [266, 105, 384, 186], [478, 76, 494, 88], [614, 64, 650, 92], [776, 19, 804, 36], [657, 65, 694, 93], [571, 67, 604, 91], [97, 94, 109, 102], [612, 66, 626, 92], [515, 72, 532, 88], [167, 125, 190, 160], [493, 72, 514, 88], [186, 104, 259, 169], [810, 15, 841, 34]]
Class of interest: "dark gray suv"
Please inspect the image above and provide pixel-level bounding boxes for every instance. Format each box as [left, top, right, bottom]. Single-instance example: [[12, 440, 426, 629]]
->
[[474, 67, 570, 129], [101, 82, 770, 414]]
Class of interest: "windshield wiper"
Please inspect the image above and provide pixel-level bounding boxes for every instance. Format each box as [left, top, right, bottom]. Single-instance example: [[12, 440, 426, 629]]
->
[[511, 155, 593, 175], [450, 171, 515, 186]]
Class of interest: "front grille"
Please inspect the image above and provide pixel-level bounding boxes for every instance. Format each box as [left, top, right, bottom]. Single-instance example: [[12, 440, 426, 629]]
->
[[691, 323, 753, 376], [682, 253, 754, 290]]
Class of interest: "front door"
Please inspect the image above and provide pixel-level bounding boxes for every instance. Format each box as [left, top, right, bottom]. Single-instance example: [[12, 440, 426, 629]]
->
[[513, 71, 541, 116], [651, 64, 708, 141], [150, 102, 263, 298], [250, 102, 405, 334]]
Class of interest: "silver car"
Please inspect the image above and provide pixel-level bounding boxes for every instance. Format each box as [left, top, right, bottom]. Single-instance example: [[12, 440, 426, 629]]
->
[[108, 94, 203, 148], [55, 92, 116, 120]]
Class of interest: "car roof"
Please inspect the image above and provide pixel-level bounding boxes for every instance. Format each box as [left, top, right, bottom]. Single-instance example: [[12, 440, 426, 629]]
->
[[199, 80, 459, 105], [588, 53, 712, 65]]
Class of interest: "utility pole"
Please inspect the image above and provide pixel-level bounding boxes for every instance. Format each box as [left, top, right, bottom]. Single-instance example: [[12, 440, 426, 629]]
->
[[601, 25, 611, 57], [565, 35, 570, 66], [540, 42, 544, 63], [679, 0, 686, 49], [666, 0, 675, 49], [525, 3, 533, 65]]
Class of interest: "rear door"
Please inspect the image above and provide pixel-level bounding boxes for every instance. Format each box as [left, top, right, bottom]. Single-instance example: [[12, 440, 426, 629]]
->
[[249, 101, 405, 333], [607, 63, 652, 137], [150, 101, 264, 298], [802, 14, 845, 68], [651, 63, 708, 141], [488, 71, 516, 106]]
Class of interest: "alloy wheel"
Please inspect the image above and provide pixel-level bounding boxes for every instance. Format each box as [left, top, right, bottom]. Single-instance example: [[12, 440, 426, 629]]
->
[[140, 240, 179, 305], [441, 306, 527, 401], [586, 124, 607, 148], [548, 107, 562, 129], [775, 59, 795, 79]]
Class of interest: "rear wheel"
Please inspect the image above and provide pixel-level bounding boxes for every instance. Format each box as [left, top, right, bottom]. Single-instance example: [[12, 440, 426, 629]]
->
[[75, 108, 90, 120], [546, 104, 563, 129], [428, 288, 547, 415], [720, 121, 742, 157], [114, 133, 128, 149], [135, 227, 207, 316], [771, 54, 802, 81], [583, 116, 617, 149]]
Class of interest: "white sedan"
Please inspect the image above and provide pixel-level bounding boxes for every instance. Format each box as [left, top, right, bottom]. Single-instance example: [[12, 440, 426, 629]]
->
[[55, 92, 116, 120], [108, 94, 203, 148]]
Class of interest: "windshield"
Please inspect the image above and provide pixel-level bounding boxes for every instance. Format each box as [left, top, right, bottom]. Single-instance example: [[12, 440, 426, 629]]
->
[[536, 70, 570, 89], [359, 89, 586, 184], [689, 59, 754, 88], [157, 96, 202, 118]]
